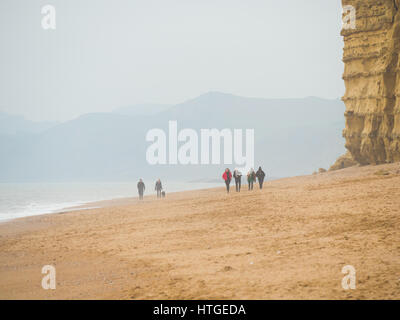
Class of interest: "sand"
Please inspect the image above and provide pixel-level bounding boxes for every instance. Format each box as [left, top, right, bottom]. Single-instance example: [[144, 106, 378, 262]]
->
[[0, 163, 400, 300]]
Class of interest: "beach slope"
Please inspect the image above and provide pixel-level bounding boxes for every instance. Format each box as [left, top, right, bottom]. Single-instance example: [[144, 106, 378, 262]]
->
[[1, 163, 400, 299]]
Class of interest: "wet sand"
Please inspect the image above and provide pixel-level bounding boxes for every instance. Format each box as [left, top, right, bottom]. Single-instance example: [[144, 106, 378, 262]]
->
[[1, 163, 400, 299]]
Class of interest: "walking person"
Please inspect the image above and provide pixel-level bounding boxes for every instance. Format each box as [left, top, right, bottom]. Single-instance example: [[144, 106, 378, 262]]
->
[[155, 179, 163, 198], [233, 169, 242, 192], [256, 166, 266, 189], [247, 168, 256, 190], [137, 179, 145, 200], [222, 168, 232, 193]]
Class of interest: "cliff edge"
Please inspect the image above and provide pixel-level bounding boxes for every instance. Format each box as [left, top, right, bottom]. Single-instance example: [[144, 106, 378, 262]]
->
[[341, 0, 400, 164]]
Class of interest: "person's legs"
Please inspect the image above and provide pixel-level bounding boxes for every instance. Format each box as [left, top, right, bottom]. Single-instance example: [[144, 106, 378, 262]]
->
[[239, 178, 241, 192], [259, 178, 264, 189], [225, 180, 230, 193]]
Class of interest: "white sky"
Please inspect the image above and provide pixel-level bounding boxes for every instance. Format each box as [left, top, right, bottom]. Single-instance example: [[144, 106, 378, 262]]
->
[[0, 0, 345, 121]]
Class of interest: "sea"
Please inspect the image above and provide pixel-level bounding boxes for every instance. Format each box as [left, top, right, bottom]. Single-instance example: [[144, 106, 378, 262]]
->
[[0, 181, 220, 222]]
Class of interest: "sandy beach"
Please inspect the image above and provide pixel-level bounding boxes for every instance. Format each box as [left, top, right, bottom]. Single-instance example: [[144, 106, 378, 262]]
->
[[1, 163, 400, 300]]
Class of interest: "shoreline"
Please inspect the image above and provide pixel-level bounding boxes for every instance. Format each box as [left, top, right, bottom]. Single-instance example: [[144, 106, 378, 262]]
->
[[0, 181, 225, 224], [0, 163, 395, 228], [1, 162, 399, 299], [0, 176, 286, 224]]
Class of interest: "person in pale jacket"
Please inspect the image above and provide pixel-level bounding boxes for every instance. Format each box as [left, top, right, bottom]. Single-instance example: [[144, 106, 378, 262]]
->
[[233, 169, 242, 192]]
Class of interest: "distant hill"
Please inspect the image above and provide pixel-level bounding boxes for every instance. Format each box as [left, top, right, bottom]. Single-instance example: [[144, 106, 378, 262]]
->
[[0, 93, 346, 182], [113, 104, 172, 117], [0, 112, 58, 135]]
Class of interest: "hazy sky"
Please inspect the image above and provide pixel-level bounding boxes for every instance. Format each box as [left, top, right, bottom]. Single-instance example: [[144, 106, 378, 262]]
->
[[0, 0, 345, 121]]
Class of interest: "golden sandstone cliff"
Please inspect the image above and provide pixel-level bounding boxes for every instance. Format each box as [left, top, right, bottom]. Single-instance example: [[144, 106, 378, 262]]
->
[[341, 0, 400, 165]]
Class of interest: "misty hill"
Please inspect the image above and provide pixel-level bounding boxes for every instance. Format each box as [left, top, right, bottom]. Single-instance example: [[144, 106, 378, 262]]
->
[[158, 92, 344, 129], [113, 104, 172, 117], [0, 92, 346, 182], [0, 112, 58, 136]]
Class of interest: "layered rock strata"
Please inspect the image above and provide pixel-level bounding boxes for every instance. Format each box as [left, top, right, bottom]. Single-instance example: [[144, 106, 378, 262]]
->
[[341, 0, 400, 164]]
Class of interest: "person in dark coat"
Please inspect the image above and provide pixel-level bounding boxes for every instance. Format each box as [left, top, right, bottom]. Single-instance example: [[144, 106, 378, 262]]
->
[[233, 169, 242, 192], [247, 168, 256, 190], [222, 168, 232, 193], [256, 166, 266, 189], [137, 179, 145, 200], [155, 179, 163, 198]]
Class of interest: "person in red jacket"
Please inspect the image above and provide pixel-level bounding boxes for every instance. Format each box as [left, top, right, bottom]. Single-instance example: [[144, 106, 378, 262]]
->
[[222, 168, 232, 193]]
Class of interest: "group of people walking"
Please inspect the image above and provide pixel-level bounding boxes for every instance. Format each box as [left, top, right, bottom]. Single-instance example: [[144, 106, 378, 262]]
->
[[136, 166, 266, 199], [222, 167, 266, 193], [137, 178, 164, 200]]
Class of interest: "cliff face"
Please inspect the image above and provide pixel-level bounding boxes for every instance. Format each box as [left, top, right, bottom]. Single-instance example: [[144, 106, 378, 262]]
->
[[342, 0, 400, 164]]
